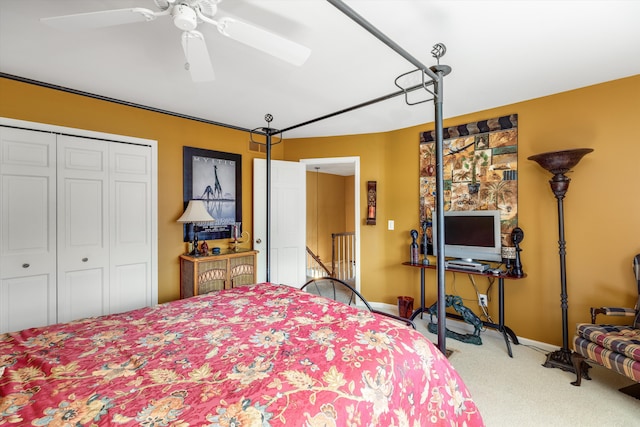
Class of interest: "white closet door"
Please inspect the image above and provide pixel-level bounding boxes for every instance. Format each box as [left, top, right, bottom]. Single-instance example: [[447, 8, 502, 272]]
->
[[57, 135, 109, 322], [109, 142, 152, 313], [0, 127, 57, 333]]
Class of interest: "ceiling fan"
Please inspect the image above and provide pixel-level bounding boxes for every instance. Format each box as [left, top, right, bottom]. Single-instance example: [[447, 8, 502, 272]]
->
[[41, 0, 311, 82]]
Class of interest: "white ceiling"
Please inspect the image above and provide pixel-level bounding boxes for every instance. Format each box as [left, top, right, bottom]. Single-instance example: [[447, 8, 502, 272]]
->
[[1, 0, 639, 140], [303, 160, 355, 176]]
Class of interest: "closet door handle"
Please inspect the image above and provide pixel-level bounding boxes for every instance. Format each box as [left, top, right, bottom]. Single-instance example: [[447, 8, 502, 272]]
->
[[22, 263, 30, 268], [82, 257, 88, 262]]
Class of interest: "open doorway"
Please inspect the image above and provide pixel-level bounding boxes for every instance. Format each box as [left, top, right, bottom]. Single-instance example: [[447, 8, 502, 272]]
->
[[300, 157, 360, 292]]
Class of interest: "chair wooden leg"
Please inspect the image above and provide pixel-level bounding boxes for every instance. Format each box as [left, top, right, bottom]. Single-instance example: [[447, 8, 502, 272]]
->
[[570, 352, 591, 386], [619, 383, 640, 400]]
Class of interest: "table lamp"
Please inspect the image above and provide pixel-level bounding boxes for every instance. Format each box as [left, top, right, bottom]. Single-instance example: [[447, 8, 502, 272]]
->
[[177, 199, 215, 256]]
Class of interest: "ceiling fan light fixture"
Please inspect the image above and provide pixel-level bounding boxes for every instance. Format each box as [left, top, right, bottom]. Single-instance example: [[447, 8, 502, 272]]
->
[[172, 4, 198, 31], [40, 0, 308, 82]]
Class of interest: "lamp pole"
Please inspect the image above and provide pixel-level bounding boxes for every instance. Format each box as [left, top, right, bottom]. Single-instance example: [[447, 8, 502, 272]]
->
[[528, 148, 593, 373]]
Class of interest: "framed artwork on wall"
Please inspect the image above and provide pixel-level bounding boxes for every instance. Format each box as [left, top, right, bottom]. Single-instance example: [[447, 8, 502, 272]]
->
[[419, 114, 519, 247], [183, 146, 242, 241]]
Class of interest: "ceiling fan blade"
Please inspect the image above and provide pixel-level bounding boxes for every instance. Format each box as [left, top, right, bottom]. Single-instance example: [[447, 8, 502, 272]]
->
[[181, 31, 215, 82], [41, 8, 159, 31], [216, 17, 310, 66]]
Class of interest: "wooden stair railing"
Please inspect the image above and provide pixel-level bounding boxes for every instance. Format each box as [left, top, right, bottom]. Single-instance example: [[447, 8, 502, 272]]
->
[[307, 232, 356, 281], [306, 247, 331, 278], [332, 232, 355, 281]]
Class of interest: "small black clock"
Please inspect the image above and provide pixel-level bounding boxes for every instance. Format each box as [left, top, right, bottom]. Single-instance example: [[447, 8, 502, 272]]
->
[[511, 227, 524, 245]]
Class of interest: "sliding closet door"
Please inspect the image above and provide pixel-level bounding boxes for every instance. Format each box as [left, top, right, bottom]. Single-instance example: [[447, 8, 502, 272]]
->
[[57, 135, 109, 322], [0, 127, 57, 333], [109, 142, 152, 313]]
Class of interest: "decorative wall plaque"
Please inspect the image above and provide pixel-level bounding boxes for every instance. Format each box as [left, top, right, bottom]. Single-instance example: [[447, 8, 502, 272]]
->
[[366, 181, 377, 225]]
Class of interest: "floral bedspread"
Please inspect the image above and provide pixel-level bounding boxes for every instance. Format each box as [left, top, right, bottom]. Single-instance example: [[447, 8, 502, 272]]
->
[[0, 283, 483, 426]]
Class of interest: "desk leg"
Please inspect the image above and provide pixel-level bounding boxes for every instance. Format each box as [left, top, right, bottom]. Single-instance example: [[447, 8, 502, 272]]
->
[[498, 277, 519, 357], [410, 268, 427, 321], [420, 268, 425, 319]]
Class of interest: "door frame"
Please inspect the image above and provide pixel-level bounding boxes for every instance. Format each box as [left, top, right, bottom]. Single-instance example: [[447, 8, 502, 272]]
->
[[300, 157, 360, 292]]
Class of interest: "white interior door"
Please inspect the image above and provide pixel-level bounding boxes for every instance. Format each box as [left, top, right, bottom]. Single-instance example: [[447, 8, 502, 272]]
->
[[0, 127, 57, 332], [57, 135, 109, 322], [253, 159, 306, 287]]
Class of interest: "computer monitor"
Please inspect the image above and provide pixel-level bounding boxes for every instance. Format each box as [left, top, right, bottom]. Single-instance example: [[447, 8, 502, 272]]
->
[[432, 210, 502, 262]]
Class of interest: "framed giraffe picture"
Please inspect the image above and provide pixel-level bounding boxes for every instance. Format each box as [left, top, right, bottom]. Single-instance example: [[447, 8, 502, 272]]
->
[[182, 146, 242, 241]]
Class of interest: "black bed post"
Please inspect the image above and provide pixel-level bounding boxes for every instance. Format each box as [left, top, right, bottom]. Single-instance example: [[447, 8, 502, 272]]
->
[[432, 66, 447, 354], [326, 0, 451, 355], [252, 114, 277, 284], [265, 131, 272, 283], [262, 113, 280, 284]]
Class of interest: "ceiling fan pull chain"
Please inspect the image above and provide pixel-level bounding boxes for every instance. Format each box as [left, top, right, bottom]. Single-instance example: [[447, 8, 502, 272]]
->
[[184, 34, 190, 71]]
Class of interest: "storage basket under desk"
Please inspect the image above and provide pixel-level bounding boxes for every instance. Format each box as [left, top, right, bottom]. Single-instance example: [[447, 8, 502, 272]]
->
[[179, 249, 258, 298]]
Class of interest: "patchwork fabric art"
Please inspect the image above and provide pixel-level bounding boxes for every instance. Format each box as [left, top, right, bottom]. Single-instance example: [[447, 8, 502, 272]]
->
[[419, 114, 519, 245]]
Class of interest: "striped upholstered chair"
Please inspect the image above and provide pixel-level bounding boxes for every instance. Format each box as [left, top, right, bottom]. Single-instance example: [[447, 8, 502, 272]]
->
[[571, 254, 640, 398]]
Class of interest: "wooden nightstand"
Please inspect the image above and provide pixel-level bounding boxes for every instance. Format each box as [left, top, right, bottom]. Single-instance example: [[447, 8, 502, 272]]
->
[[179, 249, 258, 298]]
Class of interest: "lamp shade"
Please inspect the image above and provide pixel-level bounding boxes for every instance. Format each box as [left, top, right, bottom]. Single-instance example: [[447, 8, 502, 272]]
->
[[528, 148, 593, 175], [177, 200, 215, 224]]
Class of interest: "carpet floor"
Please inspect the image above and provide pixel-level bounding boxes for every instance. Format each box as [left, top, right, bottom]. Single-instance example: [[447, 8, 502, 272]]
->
[[390, 310, 640, 426]]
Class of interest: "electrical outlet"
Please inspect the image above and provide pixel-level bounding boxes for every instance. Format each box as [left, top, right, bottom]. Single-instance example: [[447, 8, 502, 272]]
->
[[478, 294, 488, 307]]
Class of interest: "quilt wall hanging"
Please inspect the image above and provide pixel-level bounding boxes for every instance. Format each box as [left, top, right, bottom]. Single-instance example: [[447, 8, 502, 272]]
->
[[419, 114, 518, 246]]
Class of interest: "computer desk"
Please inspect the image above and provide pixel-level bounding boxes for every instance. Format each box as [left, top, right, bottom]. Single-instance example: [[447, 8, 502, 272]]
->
[[403, 261, 526, 357]]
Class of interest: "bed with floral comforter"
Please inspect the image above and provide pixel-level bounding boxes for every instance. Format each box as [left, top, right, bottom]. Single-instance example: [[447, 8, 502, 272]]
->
[[0, 282, 483, 426]]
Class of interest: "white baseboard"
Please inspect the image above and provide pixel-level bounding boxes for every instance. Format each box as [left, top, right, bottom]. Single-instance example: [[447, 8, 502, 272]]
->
[[369, 301, 397, 312], [369, 301, 559, 352]]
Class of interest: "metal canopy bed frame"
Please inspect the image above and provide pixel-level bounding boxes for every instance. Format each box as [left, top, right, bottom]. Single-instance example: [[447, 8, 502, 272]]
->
[[0, 0, 452, 355], [254, 0, 452, 355]]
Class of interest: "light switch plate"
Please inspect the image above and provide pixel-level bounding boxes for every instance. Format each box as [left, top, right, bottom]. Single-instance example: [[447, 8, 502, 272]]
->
[[388, 220, 394, 230]]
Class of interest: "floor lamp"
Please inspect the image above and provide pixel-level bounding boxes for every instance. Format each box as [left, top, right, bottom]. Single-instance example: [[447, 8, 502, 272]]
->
[[528, 148, 593, 373]]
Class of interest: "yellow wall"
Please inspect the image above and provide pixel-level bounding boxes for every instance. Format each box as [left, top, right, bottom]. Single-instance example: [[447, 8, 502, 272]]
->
[[0, 77, 283, 304], [344, 176, 355, 232], [2, 74, 639, 346], [306, 171, 354, 265], [284, 74, 640, 346]]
